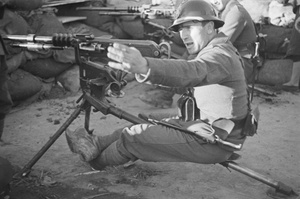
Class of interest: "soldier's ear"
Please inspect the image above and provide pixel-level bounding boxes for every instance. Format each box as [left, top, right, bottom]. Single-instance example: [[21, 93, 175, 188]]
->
[[206, 21, 215, 34]]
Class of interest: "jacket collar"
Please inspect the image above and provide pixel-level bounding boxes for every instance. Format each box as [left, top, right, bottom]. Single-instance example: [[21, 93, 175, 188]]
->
[[208, 32, 230, 46]]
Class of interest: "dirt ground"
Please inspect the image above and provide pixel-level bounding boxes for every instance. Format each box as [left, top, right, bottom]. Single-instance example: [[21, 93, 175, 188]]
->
[[0, 81, 300, 199]]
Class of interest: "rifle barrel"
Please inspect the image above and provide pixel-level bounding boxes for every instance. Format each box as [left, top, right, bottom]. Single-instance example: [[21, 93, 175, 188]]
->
[[98, 12, 140, 16], [77, 6, 130, 12]]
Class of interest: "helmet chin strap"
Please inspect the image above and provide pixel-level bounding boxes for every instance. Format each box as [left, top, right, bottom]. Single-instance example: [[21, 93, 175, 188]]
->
[[0, 2, 5, 19]]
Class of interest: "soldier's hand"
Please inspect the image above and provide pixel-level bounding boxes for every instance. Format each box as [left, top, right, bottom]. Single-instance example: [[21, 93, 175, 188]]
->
[[107, 43, 149, 75]]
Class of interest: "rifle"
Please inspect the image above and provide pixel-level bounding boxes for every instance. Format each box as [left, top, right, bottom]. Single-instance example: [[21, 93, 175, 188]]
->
[[76, 4, 175, 19], [76, 4, 175, 40], [3, 34, 297, 197]]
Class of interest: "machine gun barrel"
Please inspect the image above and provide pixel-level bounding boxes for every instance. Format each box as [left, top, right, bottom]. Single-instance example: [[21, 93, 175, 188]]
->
[[4, 34, 53, 43]]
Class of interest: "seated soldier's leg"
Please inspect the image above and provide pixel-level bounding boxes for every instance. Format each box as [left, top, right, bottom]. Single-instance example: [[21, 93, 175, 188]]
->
[[87, 122, 233, 170]]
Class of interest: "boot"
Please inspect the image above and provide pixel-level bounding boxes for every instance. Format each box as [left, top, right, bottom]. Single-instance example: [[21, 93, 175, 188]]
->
[[65, 127, 122, 162], [89, 141, 130, 170], [65, 127, 100, 162], [139, 89, 174, 109]]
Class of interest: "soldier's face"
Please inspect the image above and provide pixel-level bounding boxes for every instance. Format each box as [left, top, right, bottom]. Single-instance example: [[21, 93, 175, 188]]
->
[[179, 21, 210, 55]]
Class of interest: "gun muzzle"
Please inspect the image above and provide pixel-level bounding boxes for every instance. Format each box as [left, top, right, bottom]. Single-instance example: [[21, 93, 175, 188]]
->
[[4, 34, 52, 43]]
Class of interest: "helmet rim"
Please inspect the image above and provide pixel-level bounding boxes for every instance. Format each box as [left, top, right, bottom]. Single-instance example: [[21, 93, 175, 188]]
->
[[170, 16, 224, 32], [169, 0, 224, 32]]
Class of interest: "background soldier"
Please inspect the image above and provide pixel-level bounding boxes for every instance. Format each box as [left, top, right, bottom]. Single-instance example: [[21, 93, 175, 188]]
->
[[0, 1, 43, 198], [282, 0, 300, 91]]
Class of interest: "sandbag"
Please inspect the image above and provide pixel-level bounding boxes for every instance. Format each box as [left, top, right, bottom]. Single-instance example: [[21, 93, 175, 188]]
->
[[258, 24, 293, 59], [6, 51, 27, 74], [22, 58, 72, 79], [56, 64, 80, 93], [0, 8, 31, 56], [56, 0, 113, 28], [64, 22, 113, 37], [256, 59, 293, 86], [6, 0, 43, 11], [116, 16, 145, 39], [27, 11, 66, 36], [7, 69, 42, 101]]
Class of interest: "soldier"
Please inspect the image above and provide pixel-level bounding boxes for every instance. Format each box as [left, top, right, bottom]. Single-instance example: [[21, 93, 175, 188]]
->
[[64, 0, 255, 171], [209, 0, 258, 83], [0, 157, 13, 198], [0, 0, 43, 142], [282, 0, 300, 91], [0, 1, 13, 143], [0, 1, 43, 198]]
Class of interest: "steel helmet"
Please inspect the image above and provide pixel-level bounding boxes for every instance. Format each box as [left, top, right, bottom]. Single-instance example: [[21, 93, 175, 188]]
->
[[170, 0, 224, 32]]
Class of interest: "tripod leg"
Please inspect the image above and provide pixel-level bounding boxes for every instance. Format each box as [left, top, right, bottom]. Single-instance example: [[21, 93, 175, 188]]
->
[[84, 105, 93, 135], [219, 161, 298, 196], [16, 105, 83, 178]]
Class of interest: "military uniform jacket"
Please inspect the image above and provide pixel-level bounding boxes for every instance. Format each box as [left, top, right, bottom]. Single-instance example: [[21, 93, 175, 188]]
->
[[218, 0, 257, 58]]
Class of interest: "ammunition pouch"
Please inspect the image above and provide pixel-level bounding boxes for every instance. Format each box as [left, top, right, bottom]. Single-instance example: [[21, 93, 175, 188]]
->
[[177, 90, 200, 122], [177, 90, 235, 141]]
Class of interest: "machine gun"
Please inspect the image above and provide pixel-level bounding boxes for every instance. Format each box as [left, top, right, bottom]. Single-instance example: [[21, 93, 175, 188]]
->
[[4, 34, 163, 99], [3, 34, 298, 197]]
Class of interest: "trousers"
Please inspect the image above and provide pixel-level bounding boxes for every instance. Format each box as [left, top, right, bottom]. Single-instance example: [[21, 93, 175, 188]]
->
[[88, 113, 246, 170]]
